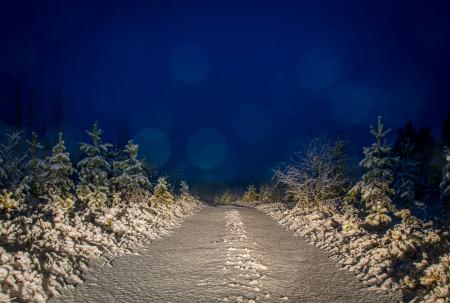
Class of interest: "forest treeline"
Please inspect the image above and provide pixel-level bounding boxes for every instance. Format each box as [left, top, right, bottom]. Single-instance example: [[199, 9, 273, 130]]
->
[[0, 121, 202, 302]]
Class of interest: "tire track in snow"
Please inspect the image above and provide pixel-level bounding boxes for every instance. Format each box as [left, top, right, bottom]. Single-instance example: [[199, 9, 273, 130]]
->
[[222, 210, 285, 303]]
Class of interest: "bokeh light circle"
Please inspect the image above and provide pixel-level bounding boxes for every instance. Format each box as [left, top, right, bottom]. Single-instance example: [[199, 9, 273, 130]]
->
[[232, 103, 273, 144], [169, 43, 209, 83], [187, 128, 228, 170], [298, 49, 341, 91], [134, 128, 171, 168]]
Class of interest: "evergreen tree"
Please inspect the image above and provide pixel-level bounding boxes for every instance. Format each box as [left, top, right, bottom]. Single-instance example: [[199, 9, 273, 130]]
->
[[440, 147, 450, 213], [393, 140, 420, 208], [0, 131, 27, 195], [441, 110, 450, 147], [76, 123, 112, 207], [347, 116, 397, 227], [44, 132, 75, 199], [394, 121, 417, 155], [393, 122, 436, 207], [112, 140, 150, 199], [179, 181, 192, 202], [25, 132, 47, 198], [150, 177, 174, 204]]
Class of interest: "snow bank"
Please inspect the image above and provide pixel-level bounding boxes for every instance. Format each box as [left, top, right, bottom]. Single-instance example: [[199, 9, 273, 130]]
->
[[257, 203, 450, 303], [0, 197, 202, 302]]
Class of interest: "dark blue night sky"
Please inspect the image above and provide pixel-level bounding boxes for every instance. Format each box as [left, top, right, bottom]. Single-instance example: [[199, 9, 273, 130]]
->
[[0, 0, 449, 186]]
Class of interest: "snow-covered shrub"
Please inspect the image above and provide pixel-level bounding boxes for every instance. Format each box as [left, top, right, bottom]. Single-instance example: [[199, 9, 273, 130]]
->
[[76, 123, 112, 208], [243, 184, 259, 203], [178, 181, 196, 203], [274, 136, 347, 210], [346, 116, 397, 228], [419, 253, 450, 302], [0, 190, 22, 215], [150, 177, 174, 205], [111, 140, 150, 201]]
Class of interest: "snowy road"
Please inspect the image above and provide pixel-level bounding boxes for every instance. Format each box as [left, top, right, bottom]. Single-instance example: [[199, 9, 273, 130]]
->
[[51, 206, 394, 303]]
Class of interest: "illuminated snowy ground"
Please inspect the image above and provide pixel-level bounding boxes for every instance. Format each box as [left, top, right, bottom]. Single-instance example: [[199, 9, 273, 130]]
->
[[51, 206, 398, 303]]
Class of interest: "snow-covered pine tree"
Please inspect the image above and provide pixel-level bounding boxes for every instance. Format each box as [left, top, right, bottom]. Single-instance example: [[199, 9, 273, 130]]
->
[[76, 123, 112, 208], [347, 116, 397, 227], [440, 147, 450, 213], [150, 177, 174, 204], [0, 131, 28, 196], [25, 132, 47, 198], [112, 140, 150, 201], [179, 180, 192, 202], [44, 132, 75, 200], [394, 140, 420, 208]]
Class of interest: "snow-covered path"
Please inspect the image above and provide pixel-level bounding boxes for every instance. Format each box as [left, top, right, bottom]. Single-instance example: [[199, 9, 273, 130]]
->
[[51, 206, 394, 303]]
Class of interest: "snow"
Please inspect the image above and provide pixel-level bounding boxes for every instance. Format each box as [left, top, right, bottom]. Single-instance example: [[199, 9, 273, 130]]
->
[[50, 206, 394, 303], [257, 202, 450, 302], [0, 197, 202, 302]]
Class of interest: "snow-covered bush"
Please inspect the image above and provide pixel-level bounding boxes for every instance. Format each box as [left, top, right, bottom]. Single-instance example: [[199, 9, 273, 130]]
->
[[420, 253, 450, 302], [275, 136, 347, 210], [346, 116, 397, 228], [0, 190, 22, 215], [243, 184, 259, 203]]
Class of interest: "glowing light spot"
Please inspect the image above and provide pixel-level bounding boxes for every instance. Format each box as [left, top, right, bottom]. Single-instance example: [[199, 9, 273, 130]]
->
[[298, 49, 341, 91], [232, 103, 273, 144], [170, 43, 209, 83], [134, 128, 171, 168], [187, 129, 227, 170], [329, 84, 376, 126]]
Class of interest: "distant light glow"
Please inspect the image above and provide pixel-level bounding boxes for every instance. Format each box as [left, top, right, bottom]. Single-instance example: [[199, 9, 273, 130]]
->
[[134, 128, 171, 168], [187, 128, 227, 170], [298, 49, 341, 91], [170, 43, 209, 83], [329, 84, 376, 126], [232, 103, 273, 144]]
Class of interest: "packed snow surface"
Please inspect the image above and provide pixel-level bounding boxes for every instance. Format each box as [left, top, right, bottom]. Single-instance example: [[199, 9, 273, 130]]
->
[[51, 206, 395, 303]]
